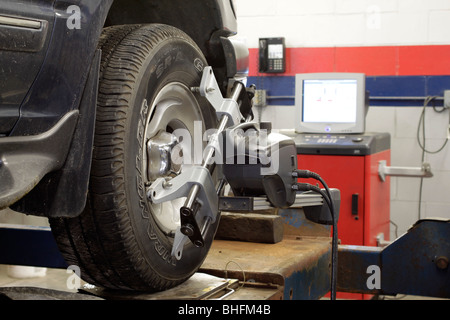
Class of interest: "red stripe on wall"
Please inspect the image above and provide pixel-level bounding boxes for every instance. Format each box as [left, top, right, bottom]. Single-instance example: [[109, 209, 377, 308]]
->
[[249, 45, 450, 77], [397, 45, 450, 76], [335, 46, 398, 76]]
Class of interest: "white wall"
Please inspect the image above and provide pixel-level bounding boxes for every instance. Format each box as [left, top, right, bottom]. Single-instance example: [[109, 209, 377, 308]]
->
[[235, 0, 450, 47], [235, 0, 450, 240], [367, 106, 450, 239]]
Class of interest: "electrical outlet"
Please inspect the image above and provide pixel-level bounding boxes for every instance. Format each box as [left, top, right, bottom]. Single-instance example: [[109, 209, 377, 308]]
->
[[444, 90, 450, 109], [254, 89, 267, 108]]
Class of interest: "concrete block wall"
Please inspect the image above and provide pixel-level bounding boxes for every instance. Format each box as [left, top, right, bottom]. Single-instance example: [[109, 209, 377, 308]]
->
[[235, 0, 450, 47], [234, 0, 450, 240]]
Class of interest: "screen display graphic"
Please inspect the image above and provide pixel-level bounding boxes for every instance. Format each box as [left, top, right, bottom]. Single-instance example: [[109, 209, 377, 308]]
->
[[302, 79, 358, 123]]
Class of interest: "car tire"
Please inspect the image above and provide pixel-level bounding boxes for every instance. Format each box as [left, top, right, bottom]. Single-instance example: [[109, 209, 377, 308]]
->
[[50, 24, 219, 291]]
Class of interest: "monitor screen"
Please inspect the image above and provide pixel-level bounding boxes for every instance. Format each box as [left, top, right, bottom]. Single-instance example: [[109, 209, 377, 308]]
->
[[295, 73, 367, 134]]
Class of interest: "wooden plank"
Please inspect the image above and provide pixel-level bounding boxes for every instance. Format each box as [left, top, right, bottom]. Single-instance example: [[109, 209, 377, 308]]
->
[[215, 212, 283, 244]]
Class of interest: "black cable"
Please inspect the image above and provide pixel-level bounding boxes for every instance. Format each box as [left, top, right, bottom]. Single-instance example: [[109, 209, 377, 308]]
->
[[292, 169, 338, 300], [416, 96, 449, 219], [417, 96, 449, 154], [390, 220, 398, 239]]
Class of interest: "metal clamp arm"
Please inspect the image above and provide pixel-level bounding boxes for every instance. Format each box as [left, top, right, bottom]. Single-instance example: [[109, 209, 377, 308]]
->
[[198, 66, 244, 127], [147, 67, 247, 259], [378, 160, 433, 182]]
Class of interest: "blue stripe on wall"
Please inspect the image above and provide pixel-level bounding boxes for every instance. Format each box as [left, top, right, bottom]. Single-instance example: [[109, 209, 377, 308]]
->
[[248, 76, 450, 107]]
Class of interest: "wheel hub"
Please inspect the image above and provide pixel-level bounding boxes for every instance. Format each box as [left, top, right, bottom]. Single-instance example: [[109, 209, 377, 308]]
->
[[146, 131, 182, 181]]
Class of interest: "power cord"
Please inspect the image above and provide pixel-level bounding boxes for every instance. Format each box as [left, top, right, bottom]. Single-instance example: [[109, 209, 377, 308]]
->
[[416, 96, 449, 219], [291, 169, 338, 300], [417, 96, 449, 155]]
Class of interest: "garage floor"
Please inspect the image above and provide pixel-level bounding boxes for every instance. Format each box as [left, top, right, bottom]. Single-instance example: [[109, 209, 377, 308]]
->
[[0, 265, 79, 293], [0, 264, 445, 300]]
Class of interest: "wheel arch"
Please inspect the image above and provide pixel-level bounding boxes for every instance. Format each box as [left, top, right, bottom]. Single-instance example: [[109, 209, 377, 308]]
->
[[105, 0, 237, 72]]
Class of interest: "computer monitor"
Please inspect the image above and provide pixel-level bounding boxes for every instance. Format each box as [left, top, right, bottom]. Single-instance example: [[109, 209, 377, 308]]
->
[[295, 73, 368, 134]]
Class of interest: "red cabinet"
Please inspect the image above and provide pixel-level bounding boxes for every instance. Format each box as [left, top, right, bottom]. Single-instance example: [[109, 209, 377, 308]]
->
[[294, 132, 391, 246], [297, 150, 390, 246]]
